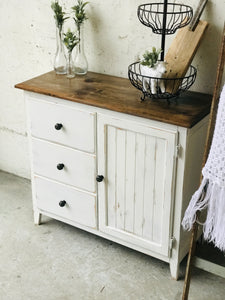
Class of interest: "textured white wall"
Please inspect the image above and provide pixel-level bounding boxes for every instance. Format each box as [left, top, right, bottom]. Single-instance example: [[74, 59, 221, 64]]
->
[[0, 0, 224, 178]]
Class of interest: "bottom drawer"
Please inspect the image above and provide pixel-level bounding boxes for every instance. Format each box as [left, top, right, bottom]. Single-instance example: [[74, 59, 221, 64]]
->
[[34, 176, 97, 229]]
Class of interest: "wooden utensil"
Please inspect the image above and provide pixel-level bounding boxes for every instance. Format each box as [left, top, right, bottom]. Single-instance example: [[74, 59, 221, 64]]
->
[[189, 0, 208, 31], [164, 0, 208, 93]]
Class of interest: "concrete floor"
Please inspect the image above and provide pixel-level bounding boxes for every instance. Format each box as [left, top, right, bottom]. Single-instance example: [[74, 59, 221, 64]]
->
[[0, 170, 225, 300]]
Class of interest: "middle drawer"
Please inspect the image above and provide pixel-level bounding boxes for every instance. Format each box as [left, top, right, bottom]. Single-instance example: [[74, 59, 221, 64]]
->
[[32, 138, 96, 193]]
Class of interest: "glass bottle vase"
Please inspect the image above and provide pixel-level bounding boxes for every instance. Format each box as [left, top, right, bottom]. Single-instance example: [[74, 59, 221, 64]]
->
[[54, 26, 67, 74], [66, 51, 75, 79], [74, 24, 88, 75]]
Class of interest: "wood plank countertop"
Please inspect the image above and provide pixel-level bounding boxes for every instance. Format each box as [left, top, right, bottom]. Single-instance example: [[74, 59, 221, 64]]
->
[[15, 70, 212, 128]]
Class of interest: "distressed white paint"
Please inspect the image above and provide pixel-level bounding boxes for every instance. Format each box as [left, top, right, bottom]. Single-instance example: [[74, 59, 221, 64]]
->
[[28, 95, 96, 153], [31, 138, 96, 193], [98, 114, 177, 256], [193, 257, 225, 279], [26, 92, 209, 278], [0, 0, 224, 177], [34, 176, 97, 229]]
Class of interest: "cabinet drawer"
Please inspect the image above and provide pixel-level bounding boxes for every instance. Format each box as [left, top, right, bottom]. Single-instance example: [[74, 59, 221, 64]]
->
[[32, 138, 96, 193], [34, 176, 97, 229], [28, 97, 96, 153]]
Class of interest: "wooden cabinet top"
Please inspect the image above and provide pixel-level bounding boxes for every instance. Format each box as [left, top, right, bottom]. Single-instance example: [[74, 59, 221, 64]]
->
[[15, 71, 212, 128]]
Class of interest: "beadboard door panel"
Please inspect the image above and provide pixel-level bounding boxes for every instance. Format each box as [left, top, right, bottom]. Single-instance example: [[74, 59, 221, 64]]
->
[[98, 114, 178, 256], [28, 96, 96, 153], [32, 138, 96, 193], [34, 176, 97, 229]]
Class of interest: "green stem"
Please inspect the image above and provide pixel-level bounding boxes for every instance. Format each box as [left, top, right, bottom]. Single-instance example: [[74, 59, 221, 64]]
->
[[78, 28, 81, 52]]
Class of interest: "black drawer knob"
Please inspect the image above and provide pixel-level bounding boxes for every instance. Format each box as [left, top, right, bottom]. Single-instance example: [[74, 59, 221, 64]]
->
[[59, 200, 66, 207], [57, 163, 64, 170], [55, 123, 63, 130], [96, 175, 104, 182]]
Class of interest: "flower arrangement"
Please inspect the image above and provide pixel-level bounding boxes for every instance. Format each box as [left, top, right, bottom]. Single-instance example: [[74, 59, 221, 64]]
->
[[140, 47, 162, 68], [63, 29, 79, 78], [51, 1, 69, 74], [72, 0, 89, 75], [51, 1, 69, 31], [63, 29, 79, 53], [51, 0, 89, 76], [139, 47, 167, 94], [72, 0, 89, 34]]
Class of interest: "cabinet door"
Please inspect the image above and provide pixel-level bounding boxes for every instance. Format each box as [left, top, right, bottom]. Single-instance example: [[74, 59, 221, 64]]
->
[[97, 115, 178, 257]]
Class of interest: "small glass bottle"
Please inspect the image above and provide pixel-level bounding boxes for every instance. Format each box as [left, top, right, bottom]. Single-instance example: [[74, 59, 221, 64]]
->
[[54, 26, 67, 74], [74, 24, 88, 75], [66, 51, 75, 78]]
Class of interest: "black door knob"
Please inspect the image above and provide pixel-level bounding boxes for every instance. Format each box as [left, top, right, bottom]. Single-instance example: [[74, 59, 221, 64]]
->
[[96, 175, 104, 182], [55, 123, 63, 130], [59, 200, 66, 207], [57, 163, 64, 170]]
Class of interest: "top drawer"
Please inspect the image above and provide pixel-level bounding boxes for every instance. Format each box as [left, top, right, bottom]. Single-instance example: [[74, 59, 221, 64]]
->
[[27, 97, 96, 153]]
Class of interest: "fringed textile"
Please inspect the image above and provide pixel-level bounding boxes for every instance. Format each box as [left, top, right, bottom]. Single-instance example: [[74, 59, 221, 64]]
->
[[182, 84, 225, 251]]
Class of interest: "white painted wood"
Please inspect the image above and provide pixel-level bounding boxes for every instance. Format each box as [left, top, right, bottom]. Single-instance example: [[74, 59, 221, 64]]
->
[[31, 138, 96, 193], [124, 130, 136, 233], [134, 132, 145, 237], [98, 114, 178, 256], [34, 176, 97, 229], [106, 125, 116, 228], [169, 257, 180, 280], [26, 91, 179, 133], [153, 138, 165, 244], [33, 210, 42, 225], [143, 135, 156, 241], [25, 95, 43, 226], [193, 257, 225, 279], [25, 91, 209, 279], [169, 116, 209, 278], [28, 96, 96, 153], [116, 128, 126, 230]]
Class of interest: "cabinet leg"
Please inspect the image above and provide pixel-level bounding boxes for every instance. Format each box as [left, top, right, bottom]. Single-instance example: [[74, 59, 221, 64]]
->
[[170, 260, 180, 280], [34, 210, 42, 225]]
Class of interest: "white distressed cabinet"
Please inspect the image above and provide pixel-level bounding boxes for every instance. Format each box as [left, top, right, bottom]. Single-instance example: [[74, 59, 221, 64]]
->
[[16, 71, 212, 279]]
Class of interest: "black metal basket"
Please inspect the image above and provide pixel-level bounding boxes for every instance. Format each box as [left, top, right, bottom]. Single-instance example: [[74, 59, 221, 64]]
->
[[128, 62, 197, 101], [138, 3, 193, 35]]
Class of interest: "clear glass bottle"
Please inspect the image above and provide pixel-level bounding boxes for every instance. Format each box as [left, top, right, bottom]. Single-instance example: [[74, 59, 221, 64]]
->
[[74, 24, 88, 75], [54, 26, 67, 74], [66, 51, 75, 78]]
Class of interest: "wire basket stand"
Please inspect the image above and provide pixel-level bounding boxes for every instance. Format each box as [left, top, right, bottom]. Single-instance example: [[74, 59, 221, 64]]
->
[[128, 0, 196, 101]]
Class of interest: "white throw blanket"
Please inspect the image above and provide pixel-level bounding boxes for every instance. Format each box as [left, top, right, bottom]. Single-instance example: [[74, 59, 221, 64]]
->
[[182, 84, 225, 251]]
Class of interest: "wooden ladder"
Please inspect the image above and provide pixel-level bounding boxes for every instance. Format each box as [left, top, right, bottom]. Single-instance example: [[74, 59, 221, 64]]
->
[[182, 22, 225, 300]]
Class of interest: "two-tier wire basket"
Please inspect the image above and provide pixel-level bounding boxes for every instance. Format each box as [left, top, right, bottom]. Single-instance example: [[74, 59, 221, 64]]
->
[[128, 1, 197, 101]]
